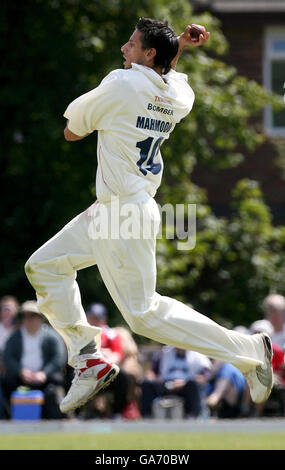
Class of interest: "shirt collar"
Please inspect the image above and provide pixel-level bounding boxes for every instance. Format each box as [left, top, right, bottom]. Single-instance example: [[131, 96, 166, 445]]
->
[[131, 63, 169, 90]]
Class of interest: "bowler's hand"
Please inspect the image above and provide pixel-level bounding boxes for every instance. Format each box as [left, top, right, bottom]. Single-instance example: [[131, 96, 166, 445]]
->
[[178, 24, 210, 48]]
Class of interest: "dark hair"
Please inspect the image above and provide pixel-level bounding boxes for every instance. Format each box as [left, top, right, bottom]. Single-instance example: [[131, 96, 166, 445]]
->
[[136, 17, 178, 74]]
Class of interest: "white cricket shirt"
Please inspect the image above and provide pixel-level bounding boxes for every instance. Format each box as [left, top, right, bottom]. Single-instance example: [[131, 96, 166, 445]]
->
[[64, 63, 194, 202]]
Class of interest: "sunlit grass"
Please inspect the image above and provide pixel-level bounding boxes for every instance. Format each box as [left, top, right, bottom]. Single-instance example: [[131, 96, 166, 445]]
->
[[0, 431, 284, 450]]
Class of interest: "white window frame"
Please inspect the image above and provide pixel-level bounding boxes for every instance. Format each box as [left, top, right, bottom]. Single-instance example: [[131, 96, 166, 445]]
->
[[263, 26, 285, 137]]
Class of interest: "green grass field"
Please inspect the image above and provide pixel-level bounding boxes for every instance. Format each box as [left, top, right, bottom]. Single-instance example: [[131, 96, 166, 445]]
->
[[0, 431, 285, 450]]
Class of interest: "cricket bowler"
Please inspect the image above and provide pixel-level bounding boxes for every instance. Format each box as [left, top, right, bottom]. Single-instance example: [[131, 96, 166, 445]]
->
[[25, 18, 273, 413]]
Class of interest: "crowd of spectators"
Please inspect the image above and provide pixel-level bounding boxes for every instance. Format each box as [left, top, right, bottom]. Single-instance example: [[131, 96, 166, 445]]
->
[[141, 346, 211, 419], [0, 293, 284, 421]]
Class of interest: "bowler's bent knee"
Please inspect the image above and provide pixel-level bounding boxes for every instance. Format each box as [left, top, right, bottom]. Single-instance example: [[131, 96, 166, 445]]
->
[[24, 250, 42, 287], [124, 310, 154, 338], [24, 256, 36, 285]]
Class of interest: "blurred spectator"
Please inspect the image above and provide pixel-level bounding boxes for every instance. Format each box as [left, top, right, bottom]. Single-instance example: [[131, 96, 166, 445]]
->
[[141, 345, 211, 419], [0, 296, 19, 354], [250, 319, 274, 337], [0, 382, 5, 419], [114, 326, 142, 380], [2, 300, 66, 419], [0, 296, 19, 419], [233, 325, 250, 335], [79, 303, 129, 419], [115, 326, 143, 419], [262, 294, 285, 349], [248, 319, 285, 417], [86, 303, 124, 364], [250, 320, 285, 385], [206, 360, 246, 419]]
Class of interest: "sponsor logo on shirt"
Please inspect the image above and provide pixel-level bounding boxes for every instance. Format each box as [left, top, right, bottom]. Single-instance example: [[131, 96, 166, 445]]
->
[[147, 103, 174, 116], [155, 95, 172, 105]]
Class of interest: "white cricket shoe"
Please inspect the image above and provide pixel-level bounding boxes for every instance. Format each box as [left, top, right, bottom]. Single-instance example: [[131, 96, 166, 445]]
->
[[244, 333, 274, 403], [60, 354, 120, 414]]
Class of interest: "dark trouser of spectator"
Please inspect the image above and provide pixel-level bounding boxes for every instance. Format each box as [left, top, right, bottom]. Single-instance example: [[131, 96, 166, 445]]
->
[[78, 369, 130, 419], [63, 364, 74, 394], [141, 379, 203, 418], [216, 390, 244, 419], [41, 382, 64, 419], [107, 369, 130, 415], [2, 372, 65, 420], [0, 379, 6, 419]]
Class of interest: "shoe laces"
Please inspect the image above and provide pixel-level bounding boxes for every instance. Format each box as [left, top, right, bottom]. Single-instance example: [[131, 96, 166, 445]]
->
[[70, 358, 88, 384]]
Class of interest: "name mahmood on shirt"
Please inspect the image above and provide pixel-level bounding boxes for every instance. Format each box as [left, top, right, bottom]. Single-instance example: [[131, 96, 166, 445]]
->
[[136, 115, 173, 133]]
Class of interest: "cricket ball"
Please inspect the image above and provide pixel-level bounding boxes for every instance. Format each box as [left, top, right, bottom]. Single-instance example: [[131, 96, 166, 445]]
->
[[189, 24, 204, 42]]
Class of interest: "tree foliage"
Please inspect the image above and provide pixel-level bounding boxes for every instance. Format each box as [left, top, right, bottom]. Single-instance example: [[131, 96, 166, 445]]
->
[[157, 179, 285, 327], [1, 0, 284, 326]]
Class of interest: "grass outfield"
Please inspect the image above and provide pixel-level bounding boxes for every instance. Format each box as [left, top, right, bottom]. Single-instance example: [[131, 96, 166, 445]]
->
[[0, 431, 285, 450]]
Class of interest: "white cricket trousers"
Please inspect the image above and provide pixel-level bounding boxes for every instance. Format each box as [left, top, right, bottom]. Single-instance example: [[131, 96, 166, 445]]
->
[[25, 191, 264, 371]]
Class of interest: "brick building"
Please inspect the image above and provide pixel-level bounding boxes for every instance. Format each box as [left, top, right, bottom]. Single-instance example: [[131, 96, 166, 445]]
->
[[191, 0, 285, 223]]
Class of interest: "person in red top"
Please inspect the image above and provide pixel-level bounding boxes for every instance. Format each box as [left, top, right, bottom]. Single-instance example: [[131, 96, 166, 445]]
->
[[85, 303, 129, 418], [87, 303, 124, 365], [272, 344, 285, 386], [250, 320, 285, 385], [249, 320, 285, 416]]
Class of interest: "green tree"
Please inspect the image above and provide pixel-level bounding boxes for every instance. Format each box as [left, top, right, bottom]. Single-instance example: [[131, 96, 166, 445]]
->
[[1, 0, 283, 326], [1, 0, 146, 307], [157, 179, 285, 327]]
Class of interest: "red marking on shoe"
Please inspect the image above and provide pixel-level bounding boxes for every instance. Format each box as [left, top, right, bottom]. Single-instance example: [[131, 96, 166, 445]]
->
[[78, 358, 112, 378], [97, 363, 112, 379]]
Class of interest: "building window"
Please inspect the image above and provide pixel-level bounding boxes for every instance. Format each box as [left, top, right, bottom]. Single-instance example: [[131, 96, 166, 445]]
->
[[264, 27, 285, 137]]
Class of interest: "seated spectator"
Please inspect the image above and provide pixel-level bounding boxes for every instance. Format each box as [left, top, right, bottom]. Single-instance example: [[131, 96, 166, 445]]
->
[[233, 325, 250, 336], [86, 303, 124, 365], [141, 345, 211, 419], [206, 360, 246, 419], [2, 300, 66, 419], [115, 326, 142, 380], [79, 303, 129, 419], [262, 294, 285, 349], [250, 319, 285, 385], [0, 296, 19, 355], [248, 319, 285, 417], [0, 382, 5, 420], [115, 326, 143, 419], [0, 296, 19, 419]]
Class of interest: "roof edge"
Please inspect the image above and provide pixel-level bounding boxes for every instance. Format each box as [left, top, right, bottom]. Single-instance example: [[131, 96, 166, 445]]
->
[[192, 1, 285, 13]]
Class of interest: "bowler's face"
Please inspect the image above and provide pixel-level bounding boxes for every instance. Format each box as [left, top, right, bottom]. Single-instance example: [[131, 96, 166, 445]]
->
[[121, 30, 148, 69]]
